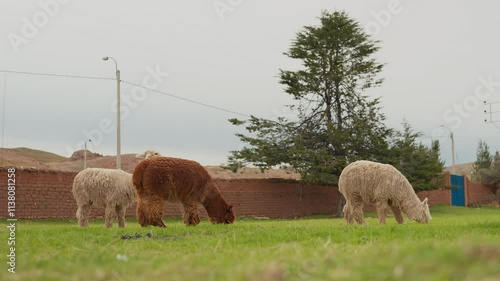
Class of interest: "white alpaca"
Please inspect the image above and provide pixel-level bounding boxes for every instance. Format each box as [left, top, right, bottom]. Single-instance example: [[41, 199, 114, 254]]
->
[[72, 150, 161, 227], [72, 169, 134, 228], [136, 149, 161, 160], [338, 160, 432, 224]]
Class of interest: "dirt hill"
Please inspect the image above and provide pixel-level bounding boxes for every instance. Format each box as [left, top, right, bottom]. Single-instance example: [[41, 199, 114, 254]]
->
[[0, 147, 299, 180], [12, 147, 67, 162], [0, 147, 66, 169], [443, 162, 474, 177]]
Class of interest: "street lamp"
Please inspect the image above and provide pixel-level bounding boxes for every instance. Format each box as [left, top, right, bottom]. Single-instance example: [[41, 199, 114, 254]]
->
[[440, 125, 455, 175], [102, 56, 121, 170], [84, 139, 91, 169]]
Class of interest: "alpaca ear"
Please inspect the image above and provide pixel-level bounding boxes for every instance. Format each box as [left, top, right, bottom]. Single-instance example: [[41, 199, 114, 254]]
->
[[227, 205, 233, 212], [422, 198, 428, 205]]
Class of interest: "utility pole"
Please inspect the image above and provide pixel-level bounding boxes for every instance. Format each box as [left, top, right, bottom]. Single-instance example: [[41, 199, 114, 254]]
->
[[103, 56, 121, 170], [84, 139, 91, 169], [441, 125, 456, 175]]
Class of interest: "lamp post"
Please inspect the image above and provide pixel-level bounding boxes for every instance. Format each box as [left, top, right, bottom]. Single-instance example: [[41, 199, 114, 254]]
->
[[102, 56, 121, 170], [84, 139, 91, 169], [441, 125, 455, 175]]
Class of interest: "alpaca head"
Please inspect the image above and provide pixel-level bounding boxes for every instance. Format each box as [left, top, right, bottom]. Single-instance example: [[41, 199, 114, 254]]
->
[[211, 205, 235, 224], [415, 198, 432, 224], [224, 205, 236, 224], [136, 150, 161, 160]]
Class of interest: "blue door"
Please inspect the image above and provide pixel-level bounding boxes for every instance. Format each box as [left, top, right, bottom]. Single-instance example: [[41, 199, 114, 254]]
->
[[450, 174, 465, 206]]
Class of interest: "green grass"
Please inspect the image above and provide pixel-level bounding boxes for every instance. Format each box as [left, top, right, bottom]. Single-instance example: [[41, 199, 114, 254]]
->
[[1, 205, 499, 281]]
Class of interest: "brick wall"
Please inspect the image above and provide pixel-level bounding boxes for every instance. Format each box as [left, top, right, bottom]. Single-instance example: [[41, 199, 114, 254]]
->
[[465, 177, 497, 205], [216, 179, 338, 218], [417, 172, 451, 206], [1, 168, 484, 220], [0, 169, 339, 219], [417, 189, 450, 205], [123, 180, 339, 219], [1, 169, 77, 219]]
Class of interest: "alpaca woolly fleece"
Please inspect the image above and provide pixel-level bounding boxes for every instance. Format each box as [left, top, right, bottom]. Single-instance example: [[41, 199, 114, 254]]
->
[[73, 150, 161, 228], [133, 156, 235, 227], [339, 160, 432, 224], [73, 168, 135, 228]]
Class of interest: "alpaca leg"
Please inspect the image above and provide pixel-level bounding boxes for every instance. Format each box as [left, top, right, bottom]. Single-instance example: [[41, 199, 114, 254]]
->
[[104, 204, 116, 228], [352, 207, 365, 224], [136, 199, 147, 226], [347, 195, 365, 224], [137, 197, 166, 227], [350, 201, 365, 224], [343, 202, 355, 224], [376, 201, 390, 224], [76, 204, 92, 227], [389, 204, 405, 224], [115, 205, 126, 228], [182, 203, 201, 226]]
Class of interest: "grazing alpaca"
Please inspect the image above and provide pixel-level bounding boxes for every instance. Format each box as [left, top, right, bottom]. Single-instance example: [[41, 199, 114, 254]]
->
[[338, 160, 431, 224], [72, 169, 134, 228], [133, 156, 235, 227], [136, 149, 161, 159], [72, 150, 160, 228]]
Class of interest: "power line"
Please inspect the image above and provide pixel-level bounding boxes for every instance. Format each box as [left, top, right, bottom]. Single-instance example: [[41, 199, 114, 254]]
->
[[0, 68, 286, 127], [120, 80, 300, 130], [121, 80, 253, 119], [0, 69, 114, 81], [484, 101, 500, 130]]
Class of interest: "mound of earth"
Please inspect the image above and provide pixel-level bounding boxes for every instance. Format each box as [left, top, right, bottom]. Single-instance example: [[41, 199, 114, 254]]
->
[[69, 150, 103, 161], [0, 148, 49, 169]]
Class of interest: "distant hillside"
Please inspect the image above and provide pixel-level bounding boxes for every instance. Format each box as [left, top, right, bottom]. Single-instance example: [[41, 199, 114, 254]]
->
[[443, 162, 474, 177], [10, 147, 66, 163], [46, 153, 142, 173], [0, 147, 299, 180], [0, 148, 50, 169]]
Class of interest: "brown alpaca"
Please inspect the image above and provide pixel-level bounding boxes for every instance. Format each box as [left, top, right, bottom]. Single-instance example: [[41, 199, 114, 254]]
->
[[133, 157, 235, 227]]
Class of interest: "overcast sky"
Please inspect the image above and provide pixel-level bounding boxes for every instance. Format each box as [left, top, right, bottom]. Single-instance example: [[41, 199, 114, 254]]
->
[[1, 0, 499, 166]]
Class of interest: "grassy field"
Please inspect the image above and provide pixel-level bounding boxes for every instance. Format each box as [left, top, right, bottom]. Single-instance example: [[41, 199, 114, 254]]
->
[[1, 205, 499, 281]]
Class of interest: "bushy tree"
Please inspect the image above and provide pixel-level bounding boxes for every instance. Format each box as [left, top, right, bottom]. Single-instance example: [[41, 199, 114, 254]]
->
[[226, 11, 445, 216], [227, 11, 390, 183], [471, 139, 500, 188], [471, 139, 493, 181], [478, 151, 500, 186], [387, 122, 445, 192]]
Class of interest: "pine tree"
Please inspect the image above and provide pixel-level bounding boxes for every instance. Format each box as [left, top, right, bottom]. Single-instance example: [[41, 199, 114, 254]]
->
[[478, 151, 500, 186], [226, 11, 444, 216], [227, 11, 390, 179], [227, 11, 392, 217], [471, 140, 492, 181], [387, 122, 445, 192]]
